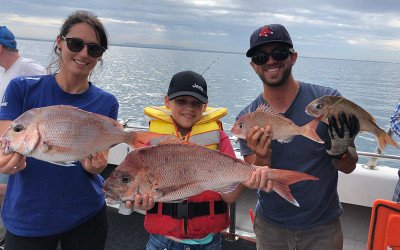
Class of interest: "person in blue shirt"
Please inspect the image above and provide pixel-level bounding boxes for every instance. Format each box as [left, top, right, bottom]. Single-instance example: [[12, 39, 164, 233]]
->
[[236, 24, 360, 250], [390, 101, 400, 202], [0, 10, 118, 250]]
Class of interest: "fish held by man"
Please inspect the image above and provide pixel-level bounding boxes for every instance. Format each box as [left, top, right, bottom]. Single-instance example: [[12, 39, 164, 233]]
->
[[0, 105, 164, 166], [230, 104, 323, 143], [305, 95, 399, 151], [102, 138, 319, 207]]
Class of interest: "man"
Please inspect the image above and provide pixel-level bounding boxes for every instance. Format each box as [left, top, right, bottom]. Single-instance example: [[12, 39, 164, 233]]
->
[[0, 25, 46, 248], [236, 24, 360, 249]]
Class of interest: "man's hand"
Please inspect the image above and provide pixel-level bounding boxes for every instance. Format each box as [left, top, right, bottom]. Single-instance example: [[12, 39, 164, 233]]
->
[[325, 112, 359, 159]]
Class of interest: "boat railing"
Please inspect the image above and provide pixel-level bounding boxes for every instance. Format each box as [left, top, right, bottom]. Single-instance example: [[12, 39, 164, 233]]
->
[[120, 122, 400, 166]]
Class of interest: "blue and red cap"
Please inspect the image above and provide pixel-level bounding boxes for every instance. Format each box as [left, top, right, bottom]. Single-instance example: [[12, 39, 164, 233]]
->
[[0, 26, 17, 49], [246, 24, 292, 57]]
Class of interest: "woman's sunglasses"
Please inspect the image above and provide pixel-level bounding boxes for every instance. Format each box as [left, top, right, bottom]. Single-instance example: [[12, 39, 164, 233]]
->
[[61, 36, 105, 58], [251, 48, 294, 65]]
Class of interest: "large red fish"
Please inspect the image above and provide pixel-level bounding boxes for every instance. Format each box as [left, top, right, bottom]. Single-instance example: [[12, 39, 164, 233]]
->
[[231, 104, 323, 143], [102, 138, 319, 207], [0, 105, 163, 166]]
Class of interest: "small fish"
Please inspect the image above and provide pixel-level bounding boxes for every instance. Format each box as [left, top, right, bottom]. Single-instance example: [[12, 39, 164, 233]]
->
[[231, 104, 323, 143], [0, 105, 163, 166], [305, 95, 399, 151], [102, 138, 319, 207]]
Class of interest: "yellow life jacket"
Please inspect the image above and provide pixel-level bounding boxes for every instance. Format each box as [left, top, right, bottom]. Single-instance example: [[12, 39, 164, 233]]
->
[[143, 106, 227, 150]]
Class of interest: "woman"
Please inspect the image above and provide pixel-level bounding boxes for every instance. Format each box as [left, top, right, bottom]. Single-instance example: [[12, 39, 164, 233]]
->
[[0, 10, 118, 250]]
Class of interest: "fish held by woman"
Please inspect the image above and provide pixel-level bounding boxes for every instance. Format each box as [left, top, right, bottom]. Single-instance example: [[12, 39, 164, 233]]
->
[[230, 104, 323, 143], [305, 95, 399, 151], [102, 138, 319, 207], [0, 105, 163, 166]]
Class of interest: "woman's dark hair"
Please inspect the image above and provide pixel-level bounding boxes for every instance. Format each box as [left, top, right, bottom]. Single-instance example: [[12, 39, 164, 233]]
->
[[47, 10, 109, 74]]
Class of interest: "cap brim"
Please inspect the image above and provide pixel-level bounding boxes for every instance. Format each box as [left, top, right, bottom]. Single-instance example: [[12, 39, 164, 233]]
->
[[246, 41, 293, 57], [168, 91, 208, 104]]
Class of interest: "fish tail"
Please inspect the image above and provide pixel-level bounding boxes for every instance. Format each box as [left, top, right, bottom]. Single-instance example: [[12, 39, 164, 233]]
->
[[300, 117, 324, 143], [128, 131, 165, 148], [377, 131, 399, 151], [266, 169, 319, 207]]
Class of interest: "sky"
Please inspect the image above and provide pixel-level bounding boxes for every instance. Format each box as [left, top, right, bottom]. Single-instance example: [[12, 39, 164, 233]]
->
[[2, 0, 400, 63]]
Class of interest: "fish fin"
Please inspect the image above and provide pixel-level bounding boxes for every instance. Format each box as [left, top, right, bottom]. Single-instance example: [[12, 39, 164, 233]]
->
[[266, 182, 299, 207], [49, 161, 76, 167], [277, 136, 295, 143], [256, 104, 279, 115], [213, 183, 240, 194], [128, 131, 166, 148], [299, 116, 324, 143], [267, 168, 319, 206], [377, 131, 399, 150]]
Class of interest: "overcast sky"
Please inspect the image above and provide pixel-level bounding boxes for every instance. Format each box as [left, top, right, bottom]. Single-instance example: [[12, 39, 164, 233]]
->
[[2, 0, 400, 63]]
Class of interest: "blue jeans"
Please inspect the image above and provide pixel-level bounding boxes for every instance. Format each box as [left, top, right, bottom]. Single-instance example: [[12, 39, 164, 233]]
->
[[146, 233, 221, 250]]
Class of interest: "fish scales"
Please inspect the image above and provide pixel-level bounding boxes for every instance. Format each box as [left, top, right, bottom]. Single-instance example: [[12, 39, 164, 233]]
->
[[0, 105, 164, 166], [102, 142, 319, 206], [231, 104, 323, 143]]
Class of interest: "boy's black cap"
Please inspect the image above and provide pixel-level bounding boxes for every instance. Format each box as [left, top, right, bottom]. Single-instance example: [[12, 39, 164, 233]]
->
[[167, 70, 208, 103], [246, 24, 293, 57]]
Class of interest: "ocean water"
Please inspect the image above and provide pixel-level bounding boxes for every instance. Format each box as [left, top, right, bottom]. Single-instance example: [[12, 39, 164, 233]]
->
[[12, 39, 400, 168]]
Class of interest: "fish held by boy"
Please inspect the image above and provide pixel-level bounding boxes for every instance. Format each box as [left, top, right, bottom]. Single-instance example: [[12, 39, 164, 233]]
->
[[230, 104, 323, 143], [0, 105, 164, 166], [102, 137, 319, 207], [305, 95, 399, 151]]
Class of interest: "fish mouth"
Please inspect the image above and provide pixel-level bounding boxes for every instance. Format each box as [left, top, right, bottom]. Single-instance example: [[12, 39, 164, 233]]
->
[[102, 189, 121, 204], [0, 137, 12, 155]]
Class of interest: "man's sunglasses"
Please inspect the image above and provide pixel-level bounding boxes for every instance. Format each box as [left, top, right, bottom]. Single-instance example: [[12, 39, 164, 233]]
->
[[61, 36, 105, 58], [251, 48, 294, 65]]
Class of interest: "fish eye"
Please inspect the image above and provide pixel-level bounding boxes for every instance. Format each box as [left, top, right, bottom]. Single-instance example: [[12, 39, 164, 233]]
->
[[121, 175, 132, 184], [238, 123, 244, 129], [314, 103, 322, 109], [13, 124, 24, 133]]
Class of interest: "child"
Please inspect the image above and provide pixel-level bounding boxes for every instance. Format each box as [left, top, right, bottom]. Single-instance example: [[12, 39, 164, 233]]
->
[[126, 70, 249, 249]]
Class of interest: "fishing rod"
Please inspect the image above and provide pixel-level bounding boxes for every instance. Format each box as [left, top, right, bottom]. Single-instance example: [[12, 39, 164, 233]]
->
[[201, 57, 221, 76]]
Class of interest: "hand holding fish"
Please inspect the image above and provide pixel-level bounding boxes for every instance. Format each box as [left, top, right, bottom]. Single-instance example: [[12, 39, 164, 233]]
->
[[246, 125, 272, 166], [325, 112, 360, 159], [124, 194, 155, 211], [243, 167, 273, 192], [80, 150, 109, 175], [0, 151, 26, 175]]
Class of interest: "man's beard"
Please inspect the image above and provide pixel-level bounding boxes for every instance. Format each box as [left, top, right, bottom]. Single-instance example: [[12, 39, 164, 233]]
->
[[261, 63, 292, 88]]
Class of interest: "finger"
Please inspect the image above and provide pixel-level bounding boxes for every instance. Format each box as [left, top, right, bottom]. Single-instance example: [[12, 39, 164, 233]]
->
[[349, 114, 360, 137], [338, 112, 349, 137], [328, 116, 340, 137], [125, 200, 133, 209], [260, 169, 268, 188], [265, 180, 273, 193], [141, 194, 149, 208]]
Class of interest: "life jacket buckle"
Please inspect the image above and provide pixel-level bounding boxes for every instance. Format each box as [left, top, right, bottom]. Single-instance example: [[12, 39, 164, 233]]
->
[[171, 201, 190, 219]]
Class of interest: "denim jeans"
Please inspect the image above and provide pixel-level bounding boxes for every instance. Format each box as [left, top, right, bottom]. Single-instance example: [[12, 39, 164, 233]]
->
[[146, 233, 221, 250]]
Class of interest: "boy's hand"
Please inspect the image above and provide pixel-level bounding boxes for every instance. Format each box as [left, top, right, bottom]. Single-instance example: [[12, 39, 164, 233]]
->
[[125, 194, 155, 211]]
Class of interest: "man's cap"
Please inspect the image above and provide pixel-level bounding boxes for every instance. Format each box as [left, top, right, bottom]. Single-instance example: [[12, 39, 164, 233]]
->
[[167, 70, 208, 104], [246, 24, 292, 57], [0, 26, 16, 49]]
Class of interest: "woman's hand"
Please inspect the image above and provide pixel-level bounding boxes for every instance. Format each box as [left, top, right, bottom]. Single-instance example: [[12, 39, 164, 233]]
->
[[0, 152, 26, 174], [80, 150, 109, 175]]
